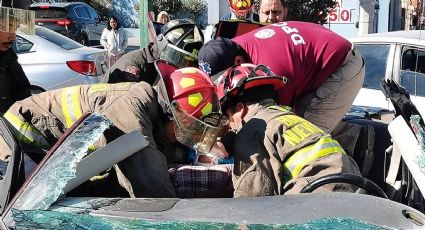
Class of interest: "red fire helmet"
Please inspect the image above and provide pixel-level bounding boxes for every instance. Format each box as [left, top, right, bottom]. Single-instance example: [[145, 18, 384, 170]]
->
[[217, 63, 287, 108]]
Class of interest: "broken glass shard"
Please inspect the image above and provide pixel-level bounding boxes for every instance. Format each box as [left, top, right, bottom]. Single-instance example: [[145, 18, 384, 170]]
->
[[410, 115, 425, 174], [12, 113, 111, 211]]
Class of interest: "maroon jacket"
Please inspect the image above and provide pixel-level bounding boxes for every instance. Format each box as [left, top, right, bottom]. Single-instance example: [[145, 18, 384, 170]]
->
[[232, 21, 351, 106]]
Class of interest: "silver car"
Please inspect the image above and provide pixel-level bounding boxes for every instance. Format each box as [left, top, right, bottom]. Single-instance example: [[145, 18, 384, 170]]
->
[[350, 30, 425, 117], [14, 26, 108, 93]]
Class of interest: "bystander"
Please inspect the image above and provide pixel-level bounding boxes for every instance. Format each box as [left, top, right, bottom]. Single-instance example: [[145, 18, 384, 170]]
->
[[0, 7, 32, 114], [258, 0, 287, 23]]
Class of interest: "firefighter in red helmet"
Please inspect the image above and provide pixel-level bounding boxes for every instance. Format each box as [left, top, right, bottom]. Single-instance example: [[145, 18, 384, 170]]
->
[[221, 0, 259, 22], [216, 63, 361, 197], [154, 60, 223, 154], [1, 60, 222, 198]]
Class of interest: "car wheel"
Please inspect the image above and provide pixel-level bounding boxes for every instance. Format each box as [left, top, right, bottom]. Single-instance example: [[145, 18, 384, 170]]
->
[[80, 35, 89, 46], [30, 86, 45, 95]]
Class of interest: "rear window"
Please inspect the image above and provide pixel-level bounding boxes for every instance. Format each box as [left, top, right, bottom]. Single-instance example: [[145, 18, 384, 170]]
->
[[355, 44, 391, 90], [35, 26, 83, 50], [31, 7, 68, 19]]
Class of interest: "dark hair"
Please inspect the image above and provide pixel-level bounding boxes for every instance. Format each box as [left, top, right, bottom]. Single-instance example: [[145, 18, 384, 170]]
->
[[107, 16, 121, 30]]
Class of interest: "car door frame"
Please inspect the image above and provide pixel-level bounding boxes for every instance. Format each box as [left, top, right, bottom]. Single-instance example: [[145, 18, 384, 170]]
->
[[352, 41, 397, 110], [394, 43, 425, 116], [86, 6, 106, 43], [72, 5, 93, 43], [0, 117, 25, 219]]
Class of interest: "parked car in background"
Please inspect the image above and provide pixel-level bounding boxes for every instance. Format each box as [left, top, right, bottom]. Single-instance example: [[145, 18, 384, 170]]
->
[[29, 2, 107, 46], [350, 31, 425, 117], [14, 26, 108, 93]]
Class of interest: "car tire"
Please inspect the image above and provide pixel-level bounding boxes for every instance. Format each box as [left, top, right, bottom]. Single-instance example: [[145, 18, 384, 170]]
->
[[80, 35, 89, 46]]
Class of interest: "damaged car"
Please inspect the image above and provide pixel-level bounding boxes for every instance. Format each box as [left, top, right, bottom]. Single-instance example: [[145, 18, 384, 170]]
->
[[0, 80, 425, 229]]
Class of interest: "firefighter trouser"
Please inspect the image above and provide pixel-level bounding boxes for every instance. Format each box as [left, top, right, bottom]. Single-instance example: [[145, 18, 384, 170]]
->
[[295, 48, 365, 134]]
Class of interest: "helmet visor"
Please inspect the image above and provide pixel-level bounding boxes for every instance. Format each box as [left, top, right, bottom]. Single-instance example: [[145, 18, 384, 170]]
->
[[0, 7, 35, 34], [160, 43, 198, 67], [171, 104, 222, 153], [161, 19, 204, 46]]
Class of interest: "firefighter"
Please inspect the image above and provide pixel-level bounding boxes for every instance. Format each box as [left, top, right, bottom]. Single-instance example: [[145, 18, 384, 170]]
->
[[221, 0, 259, 22], [198, 21, 365, 134], [216, 64, 361, 197], [106, 19, 204, 85], [1, 60, 222, 198]]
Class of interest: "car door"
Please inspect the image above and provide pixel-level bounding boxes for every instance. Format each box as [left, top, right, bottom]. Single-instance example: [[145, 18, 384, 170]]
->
[[86, 6, 106, 43], [73, 5, 93, 43], [0, 117, 25, 218], [397, 45, 425, 117], [352, 42, 395, 110]]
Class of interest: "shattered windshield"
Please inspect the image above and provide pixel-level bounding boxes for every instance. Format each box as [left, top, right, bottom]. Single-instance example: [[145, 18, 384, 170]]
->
[[4, 114, 111, 224], [12, 210, 389, 230]]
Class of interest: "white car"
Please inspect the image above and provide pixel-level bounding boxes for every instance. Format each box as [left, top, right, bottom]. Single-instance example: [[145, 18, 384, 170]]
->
[[14, 26, 108, 93], [350, 30, 425, 117]]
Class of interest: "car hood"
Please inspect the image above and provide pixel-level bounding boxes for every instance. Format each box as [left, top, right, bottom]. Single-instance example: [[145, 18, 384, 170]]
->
[[11, 193, 422, 229]]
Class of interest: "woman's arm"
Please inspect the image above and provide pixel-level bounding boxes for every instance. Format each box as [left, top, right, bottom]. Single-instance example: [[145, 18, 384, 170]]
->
[[100, 28, 109, 49]]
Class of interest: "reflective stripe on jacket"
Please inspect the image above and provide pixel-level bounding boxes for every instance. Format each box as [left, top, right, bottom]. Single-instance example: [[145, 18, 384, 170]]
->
[[61, 86, 84, 128], [1, 82, 152, 152], [3, 111, 50, 149], [0, 82, 177, 198], [226, 102, 360, 197], [267, 105, 346, 180], [283, 135, 345, 180]]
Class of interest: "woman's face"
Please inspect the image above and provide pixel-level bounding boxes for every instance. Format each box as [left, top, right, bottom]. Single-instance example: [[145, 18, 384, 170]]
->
[[159, 15, 169, 24], [109, 18, 118, 29]]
